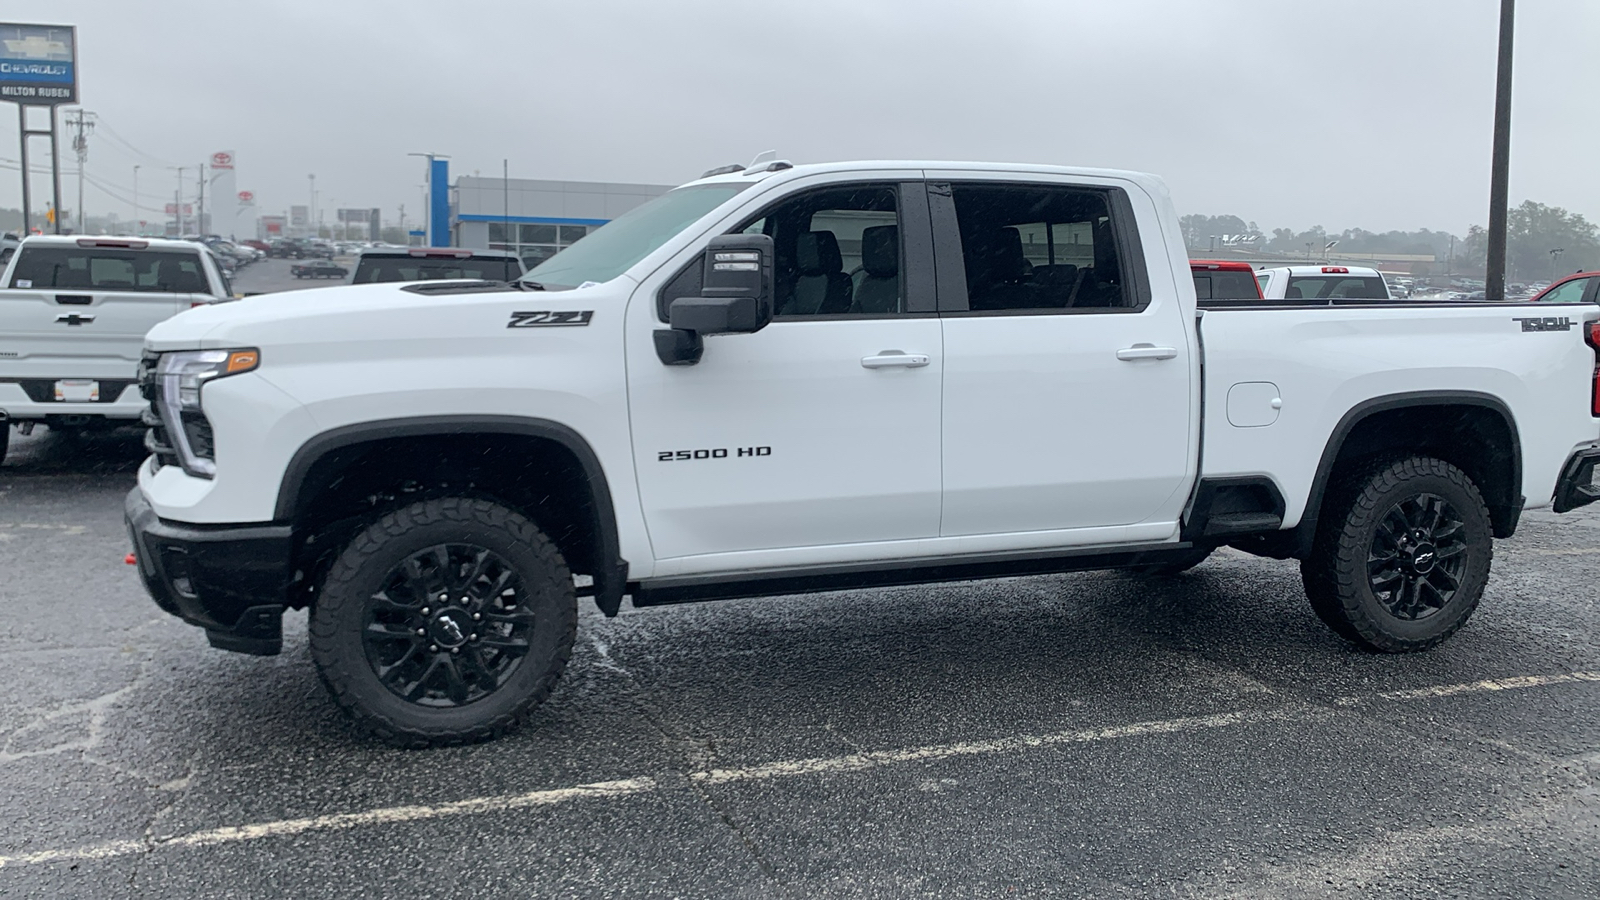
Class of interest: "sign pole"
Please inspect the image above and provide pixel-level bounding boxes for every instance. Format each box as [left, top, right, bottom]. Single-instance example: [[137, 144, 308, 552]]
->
[[48, 104, 63, 233], [17, 104, 30, 231]]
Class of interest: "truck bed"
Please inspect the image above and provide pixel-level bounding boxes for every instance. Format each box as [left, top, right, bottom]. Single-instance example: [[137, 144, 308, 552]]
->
[[1196, 298, 1600, 527]]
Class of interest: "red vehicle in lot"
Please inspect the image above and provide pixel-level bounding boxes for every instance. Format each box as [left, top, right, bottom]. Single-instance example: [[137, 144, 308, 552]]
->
[[1189, 259, 1262, 300], [1533, 271, 1600, 304]]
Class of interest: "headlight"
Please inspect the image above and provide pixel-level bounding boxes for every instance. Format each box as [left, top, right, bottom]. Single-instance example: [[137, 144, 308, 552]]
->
[[155, 348, 259, 478]]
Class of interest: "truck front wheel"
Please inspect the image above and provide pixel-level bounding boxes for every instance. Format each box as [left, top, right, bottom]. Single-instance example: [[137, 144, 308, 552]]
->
[[309, 497, 577, 747], [1301, 457, 1493, 652]]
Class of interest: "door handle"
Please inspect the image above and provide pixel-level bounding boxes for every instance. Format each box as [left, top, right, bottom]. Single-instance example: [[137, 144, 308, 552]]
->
[[861, 350, 930, 369], [1116, 343, 1177, 361]]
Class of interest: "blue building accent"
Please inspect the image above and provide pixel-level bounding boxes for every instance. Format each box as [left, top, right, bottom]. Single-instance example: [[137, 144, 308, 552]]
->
[[429, 159, 450, 247]]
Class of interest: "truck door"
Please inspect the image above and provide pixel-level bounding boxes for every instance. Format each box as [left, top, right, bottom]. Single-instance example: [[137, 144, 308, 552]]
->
[[626, 178, 944, 566], [928, 177, 1196, 538]]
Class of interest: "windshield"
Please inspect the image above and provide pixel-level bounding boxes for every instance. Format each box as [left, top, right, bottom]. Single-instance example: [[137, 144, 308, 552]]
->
[[522, 183, 751, 288], [353, 256, 522, 284]]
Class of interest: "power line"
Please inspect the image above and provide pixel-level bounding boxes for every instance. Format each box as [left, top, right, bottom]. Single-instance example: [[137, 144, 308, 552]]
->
[[92, 116, 179, 167]]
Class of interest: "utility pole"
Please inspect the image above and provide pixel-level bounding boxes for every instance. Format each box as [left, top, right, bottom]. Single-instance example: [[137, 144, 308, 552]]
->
[[170, 165, 185, 235], [307, 173, 316, 237], [196, 164, 206, 237], [132, 164, 140, 234], [1485, 0, 1515, 301], [65, 108, 95, 233]]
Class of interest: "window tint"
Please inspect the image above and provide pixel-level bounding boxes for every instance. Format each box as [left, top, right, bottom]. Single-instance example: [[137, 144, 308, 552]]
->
[[7, 247, 208, 293], [1284, 276, 1388, 300], [1539, 278, 1591, 303], [948, 184, 1131, 311], [1193, 270, 1260, 300], [741, 184, 903, 317]]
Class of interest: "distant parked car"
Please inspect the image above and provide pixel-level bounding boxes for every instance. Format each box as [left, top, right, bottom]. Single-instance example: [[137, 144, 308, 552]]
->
[[239, 239, 272, 253], [291, 259, 349, 279]]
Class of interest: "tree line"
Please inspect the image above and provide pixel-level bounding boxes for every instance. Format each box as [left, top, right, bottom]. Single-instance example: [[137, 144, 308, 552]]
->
[[1182, 201, 1598, 281]]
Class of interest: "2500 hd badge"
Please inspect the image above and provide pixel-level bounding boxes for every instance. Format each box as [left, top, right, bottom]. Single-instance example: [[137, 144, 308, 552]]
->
[[658, 446, 773, 461]]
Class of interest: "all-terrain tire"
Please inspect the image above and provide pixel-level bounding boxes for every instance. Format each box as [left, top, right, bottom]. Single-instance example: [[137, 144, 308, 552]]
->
[[310, 497, 576, 747], [1301, 456, 1492, 652]]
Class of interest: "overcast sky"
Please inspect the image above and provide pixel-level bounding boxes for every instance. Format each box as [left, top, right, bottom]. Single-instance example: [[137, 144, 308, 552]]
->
[[5, 0, 1595, 236]]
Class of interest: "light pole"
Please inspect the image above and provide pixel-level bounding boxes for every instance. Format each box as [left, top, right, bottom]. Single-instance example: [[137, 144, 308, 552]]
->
[[308, 173, 316, 238], [1485, 0, 1515, 301], [1324, 240, 1339, 263], [1305, 242, 1314, 261], [1549, 248, 1565, 281], [132, 164, 139, 234]]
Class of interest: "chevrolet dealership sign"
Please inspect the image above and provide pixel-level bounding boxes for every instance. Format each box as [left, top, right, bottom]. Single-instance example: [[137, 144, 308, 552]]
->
[[0, 23, 76, 103]]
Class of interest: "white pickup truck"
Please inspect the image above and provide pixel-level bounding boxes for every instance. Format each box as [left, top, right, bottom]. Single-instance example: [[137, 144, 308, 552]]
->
[[1255, 264, 1392, 301], [0, 235, 232, 461], [126, 159, 1600, 747]]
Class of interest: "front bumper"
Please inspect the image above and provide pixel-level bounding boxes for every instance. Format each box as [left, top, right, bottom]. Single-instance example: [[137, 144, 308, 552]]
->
[[125, 487, 293, 655], [1552, 446, 1600, 514]]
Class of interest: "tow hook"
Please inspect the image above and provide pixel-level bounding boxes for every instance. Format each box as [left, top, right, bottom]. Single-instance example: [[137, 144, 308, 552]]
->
[[124, 553, 137, 565]]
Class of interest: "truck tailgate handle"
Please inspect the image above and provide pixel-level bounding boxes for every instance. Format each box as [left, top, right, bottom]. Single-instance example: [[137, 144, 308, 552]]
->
[[1116, 343, 1177, 361], [55, 294, 93, 305], [861, 350, 930, 369]]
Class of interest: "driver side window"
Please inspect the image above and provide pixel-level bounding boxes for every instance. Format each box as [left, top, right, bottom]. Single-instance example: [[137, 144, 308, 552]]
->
[[747, 184, 904, 317]]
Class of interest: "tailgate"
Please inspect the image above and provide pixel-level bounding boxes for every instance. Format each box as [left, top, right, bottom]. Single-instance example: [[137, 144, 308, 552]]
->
[[0, 288, 189, 379]]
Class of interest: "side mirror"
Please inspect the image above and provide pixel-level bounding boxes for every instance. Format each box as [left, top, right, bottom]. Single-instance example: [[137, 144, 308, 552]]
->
[[655, 234, 775, 366]]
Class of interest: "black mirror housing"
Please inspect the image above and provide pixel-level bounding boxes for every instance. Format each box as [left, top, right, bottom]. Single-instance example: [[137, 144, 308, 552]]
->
[[655, 234, 776, 365], [669, 295, 767, 334]]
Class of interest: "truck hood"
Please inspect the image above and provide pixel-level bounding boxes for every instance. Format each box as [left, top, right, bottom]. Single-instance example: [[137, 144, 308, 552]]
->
[[143, 280, 629, 351]]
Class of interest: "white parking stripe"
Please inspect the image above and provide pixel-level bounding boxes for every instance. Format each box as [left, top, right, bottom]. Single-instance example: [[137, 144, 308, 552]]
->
[[1, 670, 1596, 869]]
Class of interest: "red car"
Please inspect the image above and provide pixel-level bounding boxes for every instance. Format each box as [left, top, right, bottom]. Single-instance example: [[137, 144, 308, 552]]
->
[[1190, 259, 1263, 300], [238, 239, 272, 253], [1533, 271, 1600, 304]]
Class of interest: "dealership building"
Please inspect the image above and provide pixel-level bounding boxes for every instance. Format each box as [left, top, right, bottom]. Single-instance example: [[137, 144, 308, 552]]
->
[[450, 176, 674, 267]]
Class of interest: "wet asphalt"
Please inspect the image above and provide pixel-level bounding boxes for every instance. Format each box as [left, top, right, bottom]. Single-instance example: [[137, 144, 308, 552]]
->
[[1, 289, 1598, 897]]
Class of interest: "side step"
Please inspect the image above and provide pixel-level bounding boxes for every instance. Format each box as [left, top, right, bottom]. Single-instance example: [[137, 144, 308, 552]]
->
[[1202, 512, 1283, 537]]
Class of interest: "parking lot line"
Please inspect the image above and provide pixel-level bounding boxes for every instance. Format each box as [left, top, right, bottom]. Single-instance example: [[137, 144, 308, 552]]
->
[[1, 669, 1595, 870]]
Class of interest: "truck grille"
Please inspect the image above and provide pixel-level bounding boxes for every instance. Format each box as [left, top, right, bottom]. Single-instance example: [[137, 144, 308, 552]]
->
[[139, 352, 181, 470]]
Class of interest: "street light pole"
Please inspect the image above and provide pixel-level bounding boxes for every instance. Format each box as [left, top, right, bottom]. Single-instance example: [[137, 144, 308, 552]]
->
[[132, 164, 139, 234], [308, 173, 316, 238], [1485, 0, 1515, 301]]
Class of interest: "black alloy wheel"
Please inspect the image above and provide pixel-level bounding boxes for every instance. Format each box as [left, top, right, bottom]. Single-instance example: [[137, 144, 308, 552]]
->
[[311, 497, 577, 747], [361, 543, 534, 708], [1302, 456, 1492, 652], [1366, 493, 1468, 621]]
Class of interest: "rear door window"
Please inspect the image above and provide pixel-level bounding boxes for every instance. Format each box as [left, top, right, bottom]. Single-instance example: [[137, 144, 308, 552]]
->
[[7, 247, 208, 292], [946, 183, 1138, 312]]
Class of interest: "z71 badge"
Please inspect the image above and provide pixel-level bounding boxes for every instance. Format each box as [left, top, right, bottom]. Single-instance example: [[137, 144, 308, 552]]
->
[[508, 310, 593, 328], [1511, 316, 1573, 332]]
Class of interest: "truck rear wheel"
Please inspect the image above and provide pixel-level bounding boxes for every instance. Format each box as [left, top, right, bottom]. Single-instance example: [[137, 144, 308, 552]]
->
[[310, 497, 576, 747], [1301, 457, 1492, 652]]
